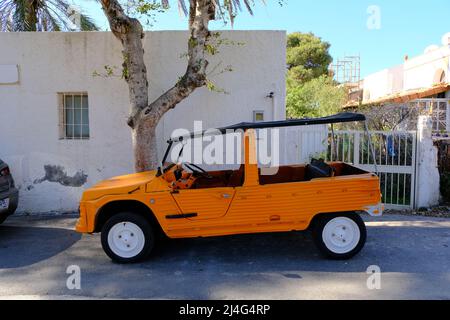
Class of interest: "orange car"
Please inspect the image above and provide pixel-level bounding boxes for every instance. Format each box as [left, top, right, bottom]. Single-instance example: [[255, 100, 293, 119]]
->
[[76, 113, 382, 263]]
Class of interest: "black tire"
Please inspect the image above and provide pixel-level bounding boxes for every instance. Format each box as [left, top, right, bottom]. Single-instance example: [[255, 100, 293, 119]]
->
[[101, 212, 155, 263], [0, 216, 6, 224], [312, 212, 366, 260]]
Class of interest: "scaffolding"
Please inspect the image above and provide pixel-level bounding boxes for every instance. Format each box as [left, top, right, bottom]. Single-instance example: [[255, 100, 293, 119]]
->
[[329, 55, 362, 106], [329, 55, 361, 86]]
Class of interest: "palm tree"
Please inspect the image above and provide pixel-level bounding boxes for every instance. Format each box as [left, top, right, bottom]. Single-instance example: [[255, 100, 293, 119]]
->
[[0, 0, 99, 31], [162, 0, 257, 26]]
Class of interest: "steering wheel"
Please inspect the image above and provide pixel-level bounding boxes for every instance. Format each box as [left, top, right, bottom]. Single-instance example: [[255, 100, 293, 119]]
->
[[182, 163, 213, 179]]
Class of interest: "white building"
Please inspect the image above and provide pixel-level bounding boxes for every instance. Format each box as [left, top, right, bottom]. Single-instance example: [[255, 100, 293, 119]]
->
[[345, 33, 450, 209], [0, 31, 287, 213], [355, 32, 450, 106]]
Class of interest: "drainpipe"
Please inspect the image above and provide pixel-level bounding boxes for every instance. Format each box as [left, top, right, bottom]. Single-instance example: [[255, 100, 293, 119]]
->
[[266, 91, 276, 120]]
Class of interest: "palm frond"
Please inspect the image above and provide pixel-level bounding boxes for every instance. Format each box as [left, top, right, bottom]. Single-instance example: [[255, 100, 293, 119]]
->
[[0, 0, 100, 32], [177, 0, 188, 16], [175, 0, 256, 20], [12, 0, 28, 31], [79, 14, 100, 31], [0, 0, 263, 32], [39, 6, 61, 31]]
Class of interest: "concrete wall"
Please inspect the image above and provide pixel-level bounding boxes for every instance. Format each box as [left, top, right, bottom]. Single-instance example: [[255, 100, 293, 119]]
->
[[362, 44, 450, 102], [416, 116, 441, 208], [403, 46, 450, 90], [362, 65, 404, 101], [0, 31, 286, 213]]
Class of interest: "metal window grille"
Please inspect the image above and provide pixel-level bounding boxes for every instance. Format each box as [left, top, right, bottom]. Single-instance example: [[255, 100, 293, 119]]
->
[[59, 93, 90, 140], [408, 99, 450, 134]]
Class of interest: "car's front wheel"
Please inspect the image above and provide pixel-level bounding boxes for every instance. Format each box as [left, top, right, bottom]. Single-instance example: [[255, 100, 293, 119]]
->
[[312, 213, 366, 260], [101, 212, 155, 263]]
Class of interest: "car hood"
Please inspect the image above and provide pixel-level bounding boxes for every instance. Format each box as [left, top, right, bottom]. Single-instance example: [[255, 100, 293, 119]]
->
[[81, 171, 157, 201]]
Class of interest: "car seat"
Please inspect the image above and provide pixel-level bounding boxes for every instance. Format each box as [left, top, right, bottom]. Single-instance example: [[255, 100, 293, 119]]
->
[[306, 158, 335, 180]]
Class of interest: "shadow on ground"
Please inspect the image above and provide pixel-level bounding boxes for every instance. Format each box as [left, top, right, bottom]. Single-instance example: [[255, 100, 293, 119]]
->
[[0, 214, 450, 298], [133, 224, 450, 274], [0, 225, 81, 268]]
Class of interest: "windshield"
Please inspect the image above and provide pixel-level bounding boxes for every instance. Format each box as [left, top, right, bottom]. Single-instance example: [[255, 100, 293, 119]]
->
[[159, 140, 175, 174]]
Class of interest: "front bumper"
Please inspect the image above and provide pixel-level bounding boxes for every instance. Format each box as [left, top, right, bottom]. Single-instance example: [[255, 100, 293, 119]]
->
[[75, 202, 90, 233], [0, 187, 19, 218]]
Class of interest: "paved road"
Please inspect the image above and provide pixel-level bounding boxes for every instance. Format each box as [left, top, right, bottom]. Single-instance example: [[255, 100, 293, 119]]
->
[[0, 214, 449, 300]]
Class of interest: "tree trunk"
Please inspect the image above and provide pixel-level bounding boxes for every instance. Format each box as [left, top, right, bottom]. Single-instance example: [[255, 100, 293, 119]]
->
[[101, 0, 216, 172], [133, 122, 158, 172]]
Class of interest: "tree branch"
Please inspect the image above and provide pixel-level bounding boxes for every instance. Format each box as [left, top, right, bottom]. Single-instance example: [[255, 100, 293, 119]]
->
[[100, 0, 149, 127], [136, 0, 216, 126], [99, 0, 131, 38], [100, 0, 220, 171]]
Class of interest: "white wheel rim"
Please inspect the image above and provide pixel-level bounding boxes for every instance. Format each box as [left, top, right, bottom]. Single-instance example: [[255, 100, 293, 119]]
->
[[322, 217, 360, 254], [107, 221, 145, 259]]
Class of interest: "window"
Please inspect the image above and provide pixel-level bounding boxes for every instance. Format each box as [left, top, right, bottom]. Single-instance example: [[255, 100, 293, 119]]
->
[[0, 65, 19, 84], [59, 93, 90, 139], [253, 110, 265, 122]]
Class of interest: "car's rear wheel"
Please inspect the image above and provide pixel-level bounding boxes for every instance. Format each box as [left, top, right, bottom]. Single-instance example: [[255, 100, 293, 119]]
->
[[101, 212, 155, 263], [312, 213, 366, 260]]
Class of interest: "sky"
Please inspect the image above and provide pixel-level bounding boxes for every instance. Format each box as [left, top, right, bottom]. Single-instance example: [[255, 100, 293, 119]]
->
[[74, 0, 450, 78]]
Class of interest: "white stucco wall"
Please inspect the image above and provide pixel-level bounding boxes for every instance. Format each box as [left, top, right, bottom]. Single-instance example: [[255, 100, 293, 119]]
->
[[362, 44, 450, 102], [362, 65, 403, 101], [416, 116, 441, 208], [403, 46, 450, 90], [0, 31, 286, 213]]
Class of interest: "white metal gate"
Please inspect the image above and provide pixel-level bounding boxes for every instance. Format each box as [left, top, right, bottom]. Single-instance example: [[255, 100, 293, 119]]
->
[[279, 126, 418, 209], [328, 130, 417, 209]]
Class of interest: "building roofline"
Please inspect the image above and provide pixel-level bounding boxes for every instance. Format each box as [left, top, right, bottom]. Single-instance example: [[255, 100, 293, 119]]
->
[[345, 83, 450, 108]]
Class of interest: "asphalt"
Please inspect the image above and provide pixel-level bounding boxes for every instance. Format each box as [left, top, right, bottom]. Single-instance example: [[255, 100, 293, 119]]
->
[[0, 213, 449, 300]]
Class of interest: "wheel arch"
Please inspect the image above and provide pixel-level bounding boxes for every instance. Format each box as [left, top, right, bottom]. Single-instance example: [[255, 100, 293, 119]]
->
[[307, 211, 362, 230], [94, 200, 164, 235]]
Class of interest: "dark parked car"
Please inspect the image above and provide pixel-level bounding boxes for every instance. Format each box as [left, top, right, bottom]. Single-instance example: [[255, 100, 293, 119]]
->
[[0, 159, 18, 224]]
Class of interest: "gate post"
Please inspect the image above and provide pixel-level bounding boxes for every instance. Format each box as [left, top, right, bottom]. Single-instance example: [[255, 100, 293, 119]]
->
[[416, 115, 441, 208], [354, 131, 360, 166]]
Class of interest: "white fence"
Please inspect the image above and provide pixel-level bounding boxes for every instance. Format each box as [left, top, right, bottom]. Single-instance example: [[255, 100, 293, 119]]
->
[[282, 127, 418, 209], [184, 123, 423, 209], [328, 130, 417, 209], [279, 125, 328, 165]]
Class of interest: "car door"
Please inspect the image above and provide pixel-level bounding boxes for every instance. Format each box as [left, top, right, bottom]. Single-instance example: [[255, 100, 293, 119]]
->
[[171, 187, 236, 220]]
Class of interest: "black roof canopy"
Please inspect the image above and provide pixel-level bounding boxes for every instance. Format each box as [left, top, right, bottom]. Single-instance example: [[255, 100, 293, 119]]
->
[[169, 112, 366, 142]]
